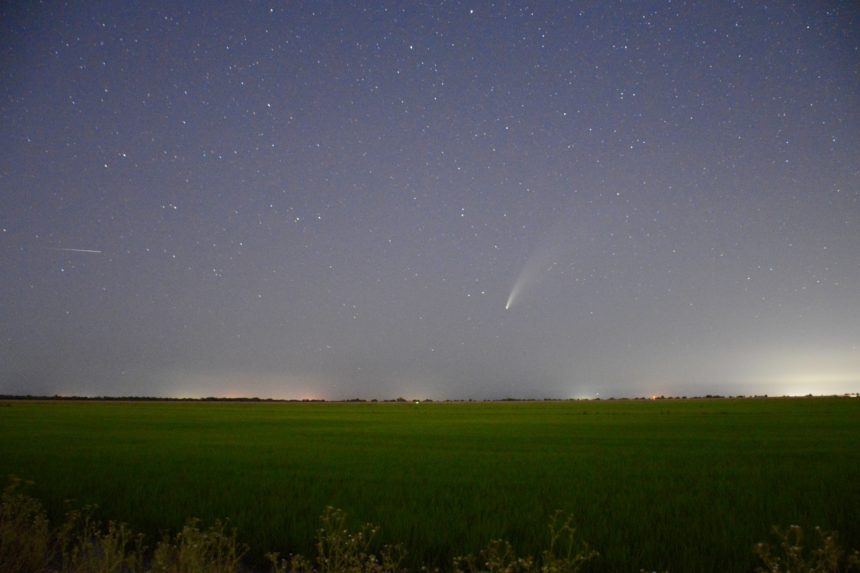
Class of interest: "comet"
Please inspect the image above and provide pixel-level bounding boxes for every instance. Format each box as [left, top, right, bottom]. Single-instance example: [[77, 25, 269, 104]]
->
[[505, 207, 581, 310], [504, 248, 553, 310]]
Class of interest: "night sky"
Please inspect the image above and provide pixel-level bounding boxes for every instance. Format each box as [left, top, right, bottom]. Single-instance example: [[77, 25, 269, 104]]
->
[[2, 2, 858, 399]]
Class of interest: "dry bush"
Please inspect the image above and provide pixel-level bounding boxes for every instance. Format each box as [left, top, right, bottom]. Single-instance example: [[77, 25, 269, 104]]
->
[[269, 506, 404, 573], [454, 539, 536, 573], [0, 477, 51, 573], [57, 503, 146, 573], [267, 551, 314, 573], [151, 518, 246, 573], [755, 524, 860, 573], [453, 511, 597, 573], [8, 476, 860, 573]]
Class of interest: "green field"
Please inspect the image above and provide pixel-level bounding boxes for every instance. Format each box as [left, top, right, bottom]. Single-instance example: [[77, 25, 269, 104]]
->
[[1, 398, 858, 571]]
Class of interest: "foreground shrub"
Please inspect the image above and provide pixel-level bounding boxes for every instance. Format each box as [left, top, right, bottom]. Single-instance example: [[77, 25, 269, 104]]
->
[[1, 477, 245, 573], [4, 477, 860, 573], [268, 506, 404, 573], [151, 518, 246, 573], [0, 477, 51, 573], [754, 524, 860, 573], [453, 511, 597, 573], [57, 504, 146, 573]]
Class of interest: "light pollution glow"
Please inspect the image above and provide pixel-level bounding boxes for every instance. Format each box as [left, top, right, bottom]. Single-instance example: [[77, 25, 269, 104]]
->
[[158, 370, 332, 401]]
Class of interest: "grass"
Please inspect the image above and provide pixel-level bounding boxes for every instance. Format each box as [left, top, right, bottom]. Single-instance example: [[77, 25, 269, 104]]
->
[[2, 482, 602, 573], [2, 479, 858, 573], [0, 398, 858, 571]]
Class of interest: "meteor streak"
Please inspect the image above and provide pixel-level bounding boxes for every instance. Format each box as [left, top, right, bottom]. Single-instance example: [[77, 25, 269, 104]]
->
[[48, 247, 103, 254]]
